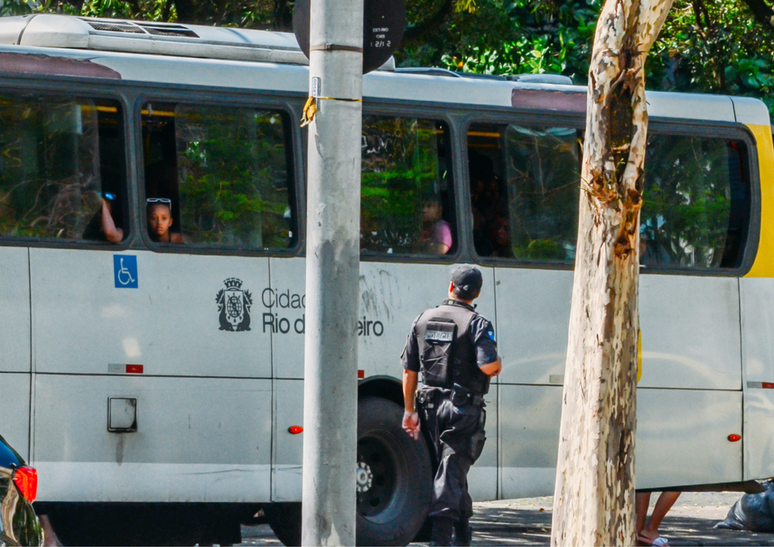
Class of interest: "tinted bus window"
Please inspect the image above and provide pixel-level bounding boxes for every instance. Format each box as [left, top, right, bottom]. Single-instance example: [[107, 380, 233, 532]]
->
[[142, 102, 295, 250], [641, 135, 749, 269], [468, 123, 581, 262], [360, 117, 455, 257], [0, 95, 126, 243], [468, 122, 750, 270]]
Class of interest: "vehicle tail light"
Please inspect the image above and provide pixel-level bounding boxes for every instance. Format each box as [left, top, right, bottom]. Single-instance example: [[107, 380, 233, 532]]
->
[[13, 466, 38, 502]]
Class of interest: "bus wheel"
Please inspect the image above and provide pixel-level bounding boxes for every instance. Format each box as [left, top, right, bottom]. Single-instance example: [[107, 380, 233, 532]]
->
[[265, 397, 432, 547], [356, 396, 432, 546]]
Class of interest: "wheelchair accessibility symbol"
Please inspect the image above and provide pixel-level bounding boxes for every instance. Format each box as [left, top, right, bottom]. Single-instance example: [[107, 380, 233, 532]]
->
[[113, 255, 138, 288]]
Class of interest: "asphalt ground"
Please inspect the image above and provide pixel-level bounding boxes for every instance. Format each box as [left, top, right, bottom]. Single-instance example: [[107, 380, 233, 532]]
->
[[238, 492, 774, 546]]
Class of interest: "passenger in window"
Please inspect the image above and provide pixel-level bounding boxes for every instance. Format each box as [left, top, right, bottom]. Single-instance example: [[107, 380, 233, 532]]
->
[[82, 194, 124, 243], [420, 198, 452, 255], [147, 198, 184, 243], [477, 177, 511, 258], [469, 151, 510, 257]]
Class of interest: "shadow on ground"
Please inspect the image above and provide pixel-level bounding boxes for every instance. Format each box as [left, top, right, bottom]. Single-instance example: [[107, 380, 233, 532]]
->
[[240, 504, 774, 546]]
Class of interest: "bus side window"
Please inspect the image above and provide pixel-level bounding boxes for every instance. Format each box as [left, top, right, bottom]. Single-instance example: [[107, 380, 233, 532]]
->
[[360, 117, 455, 257], [468, 123, 581, 263], [642, 134, 750, 270], [0, 95, 127, 243], [141, 102, 296, 250]]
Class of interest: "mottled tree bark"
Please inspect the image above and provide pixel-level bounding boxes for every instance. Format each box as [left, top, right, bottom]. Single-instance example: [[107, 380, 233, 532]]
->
[[550, 1, 673, 546]]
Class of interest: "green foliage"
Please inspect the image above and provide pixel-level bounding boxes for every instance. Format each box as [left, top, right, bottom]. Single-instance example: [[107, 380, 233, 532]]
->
[[649, 0, 774, 116], [400, 0, 599, 83], [360, 117, 449, 254], [641, 134, 739, 268], [0, 98, 103, 240], [0, 0, 31, 16], [174, 106, 293, 249]]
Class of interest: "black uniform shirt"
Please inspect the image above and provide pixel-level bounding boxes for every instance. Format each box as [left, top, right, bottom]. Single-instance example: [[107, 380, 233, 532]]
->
[[401, 303, 498, 373]]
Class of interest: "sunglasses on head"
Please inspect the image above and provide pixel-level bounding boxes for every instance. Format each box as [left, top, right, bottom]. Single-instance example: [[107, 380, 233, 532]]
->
[[147, 197, 172, 206]]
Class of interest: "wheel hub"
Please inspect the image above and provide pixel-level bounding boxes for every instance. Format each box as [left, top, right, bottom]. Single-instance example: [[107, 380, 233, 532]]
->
[[356, 461, 373, 493]]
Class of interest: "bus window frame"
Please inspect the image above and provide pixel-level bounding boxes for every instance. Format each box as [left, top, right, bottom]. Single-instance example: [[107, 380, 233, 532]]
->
[[134, 91, 305, 258], [462, 112, 759, 277], [0, 81, 134, 251], [357, 102, 463, 264]]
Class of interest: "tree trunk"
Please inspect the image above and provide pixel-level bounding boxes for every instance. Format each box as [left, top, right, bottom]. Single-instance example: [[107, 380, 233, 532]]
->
[[550, 1, 673, 546]]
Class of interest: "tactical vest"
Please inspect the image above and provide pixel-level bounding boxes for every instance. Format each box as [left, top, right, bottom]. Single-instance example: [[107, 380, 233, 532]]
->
[[414, 299, 490, 395]]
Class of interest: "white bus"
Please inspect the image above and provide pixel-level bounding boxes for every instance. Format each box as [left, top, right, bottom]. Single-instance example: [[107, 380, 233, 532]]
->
[[0, 14, 772, 546]]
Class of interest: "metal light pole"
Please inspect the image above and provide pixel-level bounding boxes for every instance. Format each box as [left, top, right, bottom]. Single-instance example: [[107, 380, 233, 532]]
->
[[301, 0, 363, 544]]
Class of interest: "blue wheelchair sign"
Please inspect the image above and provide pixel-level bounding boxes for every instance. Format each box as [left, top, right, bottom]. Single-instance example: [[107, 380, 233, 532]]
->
[[114, 255, 138, 288]]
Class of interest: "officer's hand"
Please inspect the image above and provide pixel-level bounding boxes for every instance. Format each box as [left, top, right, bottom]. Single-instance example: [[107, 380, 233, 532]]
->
[[402, 410, 420, 440]]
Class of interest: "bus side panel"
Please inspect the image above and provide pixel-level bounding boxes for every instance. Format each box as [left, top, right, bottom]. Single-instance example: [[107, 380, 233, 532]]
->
[[470, 383, 497, 502], [739, 277, 774, 480], [30, 249, 272, 378], [0, 247, 30, 373], [493, 268, 572, 386], [0, 247, 31, 457], [268, 258, 498, 381], [494, 269, 742, 390], [636, 389, 742, 488], [499, 384, 561, 499], [357, 261, 471, 379], [32, 375, 272, 502], [499, 385, 742, 497], [639, 275, 742, 389], [267, 257, 305, 379], [0, 373, 30, 460], [272, 378, 303, 502]]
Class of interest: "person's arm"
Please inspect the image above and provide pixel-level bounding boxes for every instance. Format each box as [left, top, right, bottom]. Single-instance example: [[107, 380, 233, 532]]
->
[[101, 199, 124, 243], [402, 369, 420, 440], [400, 321, 421, 441], [472, 316, 502, 377], [479, 356, 502, 377]]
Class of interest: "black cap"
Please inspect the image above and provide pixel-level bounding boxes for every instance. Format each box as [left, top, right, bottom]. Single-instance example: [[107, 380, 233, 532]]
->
[[451, 264, 483, 295]]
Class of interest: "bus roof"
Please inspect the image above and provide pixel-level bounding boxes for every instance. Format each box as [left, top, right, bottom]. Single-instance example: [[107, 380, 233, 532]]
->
[[0, 14, 769, 128]]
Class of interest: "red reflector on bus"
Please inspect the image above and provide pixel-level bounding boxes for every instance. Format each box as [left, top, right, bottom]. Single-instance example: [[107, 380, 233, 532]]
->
[[288, 426, 303, 435], [728, 434, 741, 442], [13, 467, 37, 502], [358, 370, 364, 379], [126, 364, 144, 374], [763, 382, 774, 389]]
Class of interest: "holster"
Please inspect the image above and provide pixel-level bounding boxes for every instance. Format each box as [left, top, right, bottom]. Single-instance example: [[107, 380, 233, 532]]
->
[[450, 383, 485, 407]]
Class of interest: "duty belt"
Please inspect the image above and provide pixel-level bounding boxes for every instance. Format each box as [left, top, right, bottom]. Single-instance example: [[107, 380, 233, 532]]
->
[[419, 384, 485, 407]]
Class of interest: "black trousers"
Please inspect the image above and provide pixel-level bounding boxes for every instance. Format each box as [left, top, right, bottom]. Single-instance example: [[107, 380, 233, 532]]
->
[[418, 387, 486, 522]]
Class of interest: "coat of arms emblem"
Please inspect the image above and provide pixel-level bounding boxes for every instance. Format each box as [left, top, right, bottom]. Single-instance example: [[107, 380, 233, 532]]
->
[[216, 278, 252, 332]]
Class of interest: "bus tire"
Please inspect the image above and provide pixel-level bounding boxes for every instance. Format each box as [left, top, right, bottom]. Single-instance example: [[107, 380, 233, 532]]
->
[[265, 397, 432, 547], [356, 396, 432, 546]]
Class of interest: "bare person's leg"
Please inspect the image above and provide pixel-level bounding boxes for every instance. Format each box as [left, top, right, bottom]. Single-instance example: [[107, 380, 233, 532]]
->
[[639, 491, 681, 544], [636, 492, 651, 537]]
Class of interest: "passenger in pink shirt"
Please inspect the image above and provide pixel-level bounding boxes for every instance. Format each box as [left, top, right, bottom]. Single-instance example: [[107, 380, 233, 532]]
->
[[421, 198, 452, 255]]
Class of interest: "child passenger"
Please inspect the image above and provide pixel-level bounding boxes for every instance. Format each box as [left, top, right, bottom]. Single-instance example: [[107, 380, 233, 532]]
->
[[147, 198, 183, 243]]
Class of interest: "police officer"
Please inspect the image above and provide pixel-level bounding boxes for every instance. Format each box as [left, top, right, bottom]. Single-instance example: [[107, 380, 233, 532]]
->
[[401, 265, 502, 546]]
